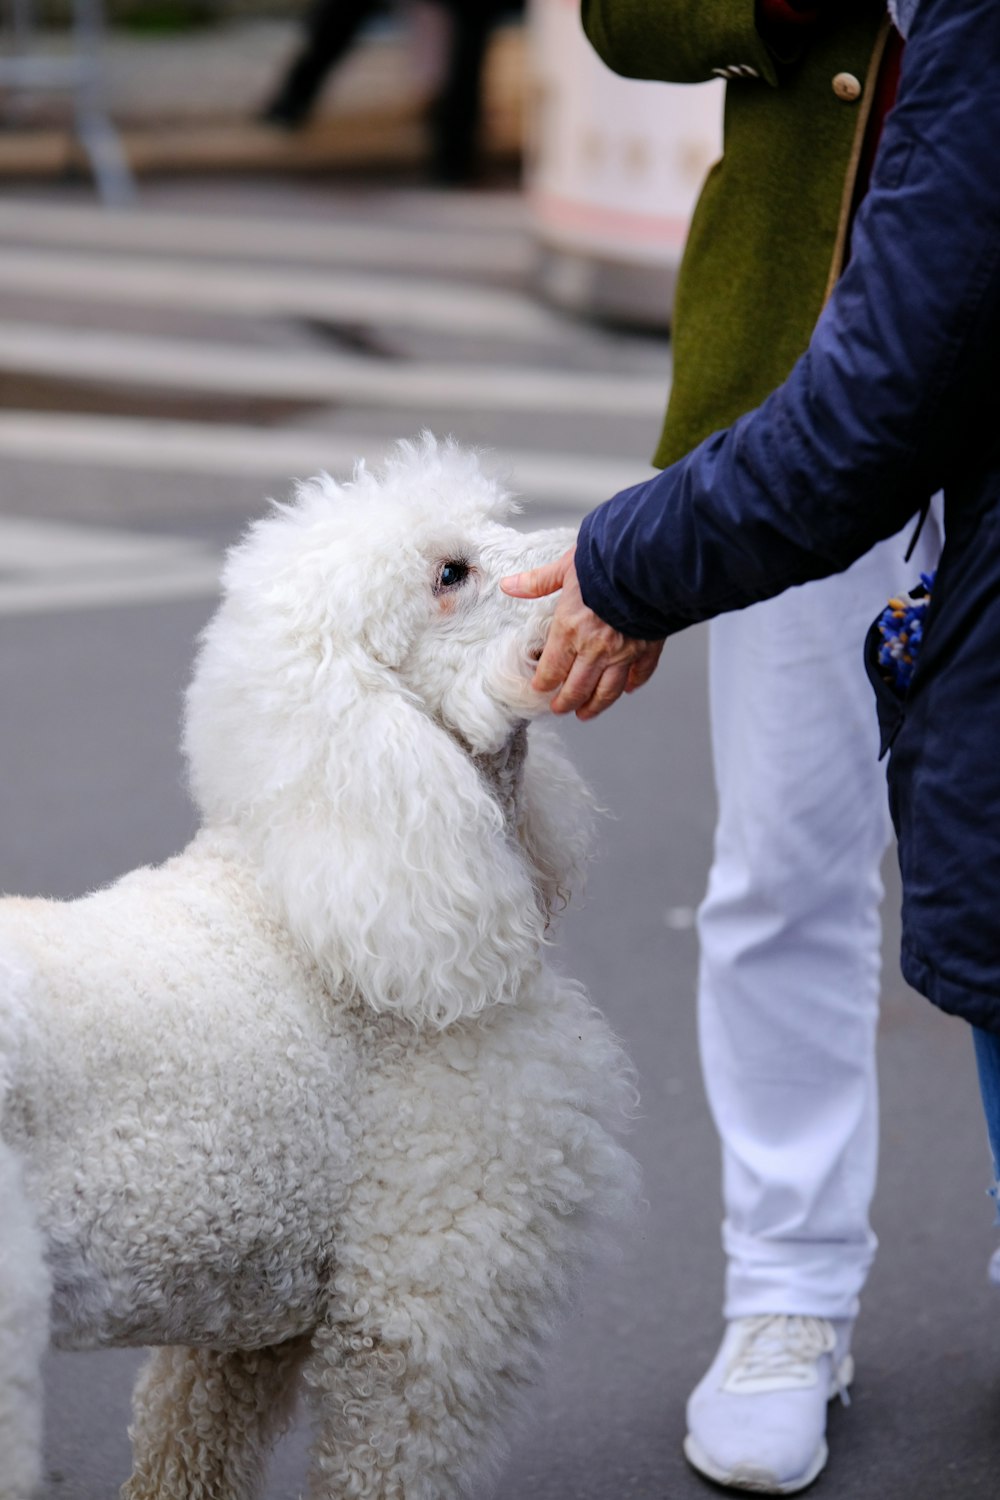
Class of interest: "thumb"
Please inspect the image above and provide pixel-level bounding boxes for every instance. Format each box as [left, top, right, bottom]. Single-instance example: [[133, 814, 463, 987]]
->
[[500, 548, 574, 599]]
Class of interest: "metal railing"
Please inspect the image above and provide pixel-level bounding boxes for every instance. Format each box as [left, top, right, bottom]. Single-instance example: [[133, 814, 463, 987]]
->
[[0, 0, 135, 204]]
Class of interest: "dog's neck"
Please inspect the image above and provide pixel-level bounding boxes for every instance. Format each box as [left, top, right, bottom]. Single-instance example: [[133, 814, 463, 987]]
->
[[470, 722, 528, 831]]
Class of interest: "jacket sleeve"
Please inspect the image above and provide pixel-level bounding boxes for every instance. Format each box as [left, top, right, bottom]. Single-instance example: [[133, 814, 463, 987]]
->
[[575, 0, 1000, 640], [581, 0, 778, 85]]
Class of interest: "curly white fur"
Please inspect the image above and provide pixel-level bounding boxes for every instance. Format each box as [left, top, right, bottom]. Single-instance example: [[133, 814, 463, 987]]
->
[[0, 436, 638, 1500]]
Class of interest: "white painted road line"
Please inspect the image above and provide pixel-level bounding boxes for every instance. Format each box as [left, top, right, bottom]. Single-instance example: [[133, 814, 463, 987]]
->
[[0, 562, 222, 616], [0, 412, 655, 508], [0, 323, 667, 417], [0, 247, 564, 343], [0, 199, 531, 277], [0, 515, 221, 616], [0, 515, 209, 571]]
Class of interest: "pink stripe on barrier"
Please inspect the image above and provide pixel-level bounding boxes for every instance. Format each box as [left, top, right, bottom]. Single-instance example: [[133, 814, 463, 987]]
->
[[531, 191, 690, 248]]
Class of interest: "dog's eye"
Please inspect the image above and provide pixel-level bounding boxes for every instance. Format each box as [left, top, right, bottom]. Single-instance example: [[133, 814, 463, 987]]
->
[[437, 560, 470, 591]]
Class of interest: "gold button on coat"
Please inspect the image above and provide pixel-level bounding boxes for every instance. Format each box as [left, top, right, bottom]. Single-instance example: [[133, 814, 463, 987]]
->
[[832, 71, 862, 102]]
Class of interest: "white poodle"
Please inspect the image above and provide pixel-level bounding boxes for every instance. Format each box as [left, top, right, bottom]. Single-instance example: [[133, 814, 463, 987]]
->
[[0, 436, 638, 1500]]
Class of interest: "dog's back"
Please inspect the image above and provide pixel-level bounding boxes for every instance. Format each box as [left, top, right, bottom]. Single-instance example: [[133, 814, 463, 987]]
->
[[0, 832, 362, 1359]]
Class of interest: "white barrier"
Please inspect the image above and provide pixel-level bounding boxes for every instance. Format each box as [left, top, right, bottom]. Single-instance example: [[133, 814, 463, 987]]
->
[[526, 0, 723, 327]]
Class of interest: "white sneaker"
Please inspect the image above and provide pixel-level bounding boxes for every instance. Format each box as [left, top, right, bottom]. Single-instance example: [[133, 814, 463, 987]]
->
[[684, 1315, 854, 1495]]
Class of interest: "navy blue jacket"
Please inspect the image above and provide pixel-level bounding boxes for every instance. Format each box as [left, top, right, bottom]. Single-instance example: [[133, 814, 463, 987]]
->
[[575, 0, 1000, 1032]]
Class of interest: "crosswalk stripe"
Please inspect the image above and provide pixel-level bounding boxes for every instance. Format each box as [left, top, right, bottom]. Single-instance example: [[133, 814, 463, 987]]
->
[[0, 198, 531, 277], [0, 247, 563, 343], [0, 515, 210, 570], [0, 563, 222, 616], [0, 412, 655, 507], [0, 323, 667, 417], [0, 196, 663, 618], [0, 515, 221, 615]]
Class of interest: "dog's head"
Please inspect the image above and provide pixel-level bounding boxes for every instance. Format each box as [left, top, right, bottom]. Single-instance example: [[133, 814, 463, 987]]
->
[[184, 436, 594, 1028]]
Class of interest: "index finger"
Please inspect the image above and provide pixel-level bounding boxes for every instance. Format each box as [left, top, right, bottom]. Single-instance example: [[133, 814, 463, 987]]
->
[[500, 548, 573, 600]]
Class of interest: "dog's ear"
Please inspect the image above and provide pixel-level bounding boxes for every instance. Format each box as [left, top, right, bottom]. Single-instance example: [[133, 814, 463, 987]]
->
[[517, 729, 597, 921], [189, 640, 544, 1029], [275, 658, 546, 1026]]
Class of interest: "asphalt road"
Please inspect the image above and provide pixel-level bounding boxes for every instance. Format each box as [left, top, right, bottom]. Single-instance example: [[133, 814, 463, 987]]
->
[[0, 176, 995, 1500]]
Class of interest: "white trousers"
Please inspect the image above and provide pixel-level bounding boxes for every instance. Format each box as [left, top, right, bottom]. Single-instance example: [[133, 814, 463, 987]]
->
[[698, 513, 941, 1322]]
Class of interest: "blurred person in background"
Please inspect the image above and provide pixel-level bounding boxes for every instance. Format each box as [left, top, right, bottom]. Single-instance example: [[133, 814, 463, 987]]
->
[[525, 0, 943, 1493], [260, 0, 523, 182]]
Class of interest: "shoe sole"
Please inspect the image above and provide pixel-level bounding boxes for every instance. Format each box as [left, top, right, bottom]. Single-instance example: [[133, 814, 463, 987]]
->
[[682, 1354, 854, 1495], [683, 1434, 828, 1495]]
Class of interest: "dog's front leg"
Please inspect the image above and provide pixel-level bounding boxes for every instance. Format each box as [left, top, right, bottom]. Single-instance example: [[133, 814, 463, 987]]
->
[[121, 1339, 309, 1500], [302, 1296, 527, 1500]]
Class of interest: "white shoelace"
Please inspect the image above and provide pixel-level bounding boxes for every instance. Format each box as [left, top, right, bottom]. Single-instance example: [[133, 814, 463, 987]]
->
[[723, 1315, 848, 1401]]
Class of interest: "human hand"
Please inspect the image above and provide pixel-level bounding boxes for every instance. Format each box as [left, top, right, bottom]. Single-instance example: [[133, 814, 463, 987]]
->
[[501, 548, 664, 720]]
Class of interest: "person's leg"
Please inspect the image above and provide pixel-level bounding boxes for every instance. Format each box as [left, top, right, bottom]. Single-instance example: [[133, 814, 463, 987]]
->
[[688, 516, 940, 1494], [971, 1026, 1000, 1178], [261, 0, 382, 128], [699, 572, 886, 1327], [971, 1026, 1000, 1286], [429, 0, 507, 182]]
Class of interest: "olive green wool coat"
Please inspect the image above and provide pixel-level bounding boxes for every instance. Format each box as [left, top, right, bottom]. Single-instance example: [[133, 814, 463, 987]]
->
[[581, 0, 889, 466]]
